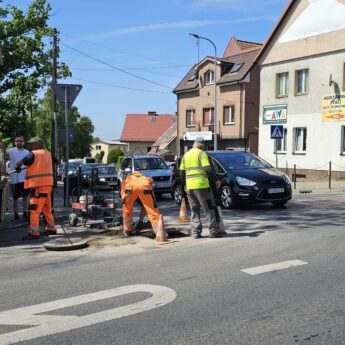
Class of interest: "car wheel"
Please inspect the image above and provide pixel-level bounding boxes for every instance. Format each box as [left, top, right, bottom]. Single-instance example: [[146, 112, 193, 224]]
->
[[173, 183, 183, 205], [220, 185, 235, 209], [272, 200, 288, 207]]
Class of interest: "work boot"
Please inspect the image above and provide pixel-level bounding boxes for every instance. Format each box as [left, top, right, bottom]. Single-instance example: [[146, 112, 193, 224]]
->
[[45, 225, 57, 235], [123, 231, 135, 238], [14, 213, 19, 220], [209, 232, 224, 238], [29, 227, 40, 238], [193, 232, 203, 239]]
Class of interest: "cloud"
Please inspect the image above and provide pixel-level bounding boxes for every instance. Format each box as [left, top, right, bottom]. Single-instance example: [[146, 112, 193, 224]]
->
[[79, 16, 276, 41]]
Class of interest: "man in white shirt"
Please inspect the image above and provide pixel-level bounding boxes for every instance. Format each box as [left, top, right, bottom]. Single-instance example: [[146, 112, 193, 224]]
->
[[6, 136, 29, 220]]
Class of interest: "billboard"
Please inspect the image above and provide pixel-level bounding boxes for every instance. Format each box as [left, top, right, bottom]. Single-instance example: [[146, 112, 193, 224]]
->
[[263, 104, 287, 124], [321, 93, 345, 121]]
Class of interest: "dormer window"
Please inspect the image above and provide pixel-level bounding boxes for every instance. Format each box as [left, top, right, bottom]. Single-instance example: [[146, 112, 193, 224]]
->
[[230, 62, 243, 73], [204, 70, 215, 85], [188, 74, 197, 83]]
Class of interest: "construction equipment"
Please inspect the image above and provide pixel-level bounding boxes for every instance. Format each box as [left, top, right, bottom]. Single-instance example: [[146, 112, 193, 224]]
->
[[178, 197, 189, 223], [69, 166, 117, 228]]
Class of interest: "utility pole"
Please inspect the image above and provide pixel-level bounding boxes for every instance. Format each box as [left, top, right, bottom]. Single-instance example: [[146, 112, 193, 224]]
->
[[51, 28, 58, 208]]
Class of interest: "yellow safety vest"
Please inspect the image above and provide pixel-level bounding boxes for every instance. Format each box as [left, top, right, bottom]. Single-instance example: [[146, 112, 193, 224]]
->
[[180, 148, 210, 190]]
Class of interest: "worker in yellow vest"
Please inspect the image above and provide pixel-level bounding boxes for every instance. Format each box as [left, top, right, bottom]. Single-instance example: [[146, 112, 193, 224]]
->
[[121, 171, 161, 237], [16, 137, 57, 238], [180, 137, 224, 239]]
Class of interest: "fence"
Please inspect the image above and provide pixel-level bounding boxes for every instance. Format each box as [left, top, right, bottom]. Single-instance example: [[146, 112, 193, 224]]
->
[[262, 154, 345, 193]]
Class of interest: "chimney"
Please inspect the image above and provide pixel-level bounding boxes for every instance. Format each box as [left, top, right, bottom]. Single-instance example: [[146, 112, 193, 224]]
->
[[148, 111, 157, 116]]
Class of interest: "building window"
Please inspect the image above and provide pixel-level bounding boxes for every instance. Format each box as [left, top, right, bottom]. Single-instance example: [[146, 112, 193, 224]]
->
[[274, 128, 287, 153], [204, 70, 215, 85], [224, 105, 235, 125], [203, 107, 214, 126], [293, 127, 307, 153], [95, 145, 101, 150], [295, 69, 309, 95], [147, 146, 151, 153], [230, 62, 243, 74], [186, 109, 195, 127], [276, 72, 288, 97]]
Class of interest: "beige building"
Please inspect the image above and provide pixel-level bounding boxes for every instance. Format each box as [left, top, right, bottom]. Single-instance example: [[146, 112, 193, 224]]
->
[[91, 141, 129, 164], [258, 0, 345, 177], [173, 37, 262, 156]]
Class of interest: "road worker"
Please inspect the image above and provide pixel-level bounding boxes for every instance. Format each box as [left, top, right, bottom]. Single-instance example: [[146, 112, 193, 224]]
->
[[16, 137, 57, 238], [121, 171, 161, 237], [180, 137, 224, 239]]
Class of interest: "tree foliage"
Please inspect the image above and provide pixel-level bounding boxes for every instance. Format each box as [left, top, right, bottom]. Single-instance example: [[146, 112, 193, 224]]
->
[[0, 0, 70, 141], [33, 89, 95, 159], [107, 148, 124, 164]]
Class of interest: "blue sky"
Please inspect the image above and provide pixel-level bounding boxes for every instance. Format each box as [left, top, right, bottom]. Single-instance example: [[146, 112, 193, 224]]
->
[[10, 0, 288, 140]]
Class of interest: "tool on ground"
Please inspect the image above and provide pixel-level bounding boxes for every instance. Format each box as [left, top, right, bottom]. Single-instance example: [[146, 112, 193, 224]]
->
[[217, 206, 225, 232], [179, 197, 189, 223]]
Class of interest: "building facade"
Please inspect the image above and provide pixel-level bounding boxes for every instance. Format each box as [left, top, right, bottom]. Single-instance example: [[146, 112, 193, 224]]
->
[[258, 0, 345, 177], [91, 141, 129, 164], [174, 37, 262, 156], [120, 112, 176, 155]]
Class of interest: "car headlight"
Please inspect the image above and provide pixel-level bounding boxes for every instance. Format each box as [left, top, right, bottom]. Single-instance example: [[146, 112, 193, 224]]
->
[[283, 174, 291, 184], [99, 178, 106, 182], [236, 176, 256, 186]]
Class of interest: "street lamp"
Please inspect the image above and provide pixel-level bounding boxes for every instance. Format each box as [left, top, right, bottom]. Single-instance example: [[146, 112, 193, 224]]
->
[[189, 33, 217, 151]]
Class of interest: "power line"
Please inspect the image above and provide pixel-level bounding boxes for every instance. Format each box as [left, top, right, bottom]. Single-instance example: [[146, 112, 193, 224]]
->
[[70, 77, 171, 94], [61, 42, 173, 90]]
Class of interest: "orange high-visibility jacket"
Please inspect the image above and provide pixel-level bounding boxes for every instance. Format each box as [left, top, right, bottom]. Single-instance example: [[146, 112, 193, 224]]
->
[[25, 149, 53, 189]]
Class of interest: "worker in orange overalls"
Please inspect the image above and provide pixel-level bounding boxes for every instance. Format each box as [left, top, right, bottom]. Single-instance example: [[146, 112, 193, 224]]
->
[[16, 137, 57, 238], [121, 171, 161, 237]]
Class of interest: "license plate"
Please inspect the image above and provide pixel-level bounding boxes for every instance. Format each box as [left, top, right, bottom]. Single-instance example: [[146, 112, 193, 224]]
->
[[155, 182, 170, 188], [268, 188, 284, 194]]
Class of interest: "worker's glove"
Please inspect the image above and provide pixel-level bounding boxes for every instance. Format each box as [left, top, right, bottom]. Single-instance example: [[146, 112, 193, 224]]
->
[[15, 166, 22, 172]]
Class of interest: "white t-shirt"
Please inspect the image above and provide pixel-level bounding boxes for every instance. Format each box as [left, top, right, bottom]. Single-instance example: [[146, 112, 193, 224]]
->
[[6, 147, 29, 184]]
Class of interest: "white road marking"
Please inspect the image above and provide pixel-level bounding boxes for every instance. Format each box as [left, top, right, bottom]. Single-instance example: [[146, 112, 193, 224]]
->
[[241, 259, 308, 275], [0, 284, 176, 345]]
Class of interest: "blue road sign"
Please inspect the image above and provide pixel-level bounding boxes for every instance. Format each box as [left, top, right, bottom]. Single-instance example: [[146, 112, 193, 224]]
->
[[271, 125, 284, 139]]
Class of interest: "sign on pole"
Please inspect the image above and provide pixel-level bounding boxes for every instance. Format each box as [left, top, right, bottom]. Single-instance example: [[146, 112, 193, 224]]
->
[[52, 84, 82, 109], [52, 84, 82, 207], [270, 125, 284, 139]]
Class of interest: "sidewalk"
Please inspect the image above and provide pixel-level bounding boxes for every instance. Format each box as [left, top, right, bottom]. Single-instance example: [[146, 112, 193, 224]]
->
[[292, 180, 345, 194]]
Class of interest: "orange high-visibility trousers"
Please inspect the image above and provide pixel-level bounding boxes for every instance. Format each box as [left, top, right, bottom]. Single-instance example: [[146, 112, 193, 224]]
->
[[29, 186, 55, 236], [122, 172, 161, 234]]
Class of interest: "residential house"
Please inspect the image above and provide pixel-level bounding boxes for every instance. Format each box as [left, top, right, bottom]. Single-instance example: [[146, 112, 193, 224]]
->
[[91, 140, 129, 164], [257, 0, 345, 178], [120, 112, 176, 155], [148, 122, 177, 161], [173, 37, 262, 156]]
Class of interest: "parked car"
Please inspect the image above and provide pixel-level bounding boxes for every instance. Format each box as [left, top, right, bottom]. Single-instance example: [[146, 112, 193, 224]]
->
[[79, 163, 102, 187], [96, 165, 117, 189], [61, 161, 83, 181], [118, 155, 172, 196], [172, 151, 292, 208]]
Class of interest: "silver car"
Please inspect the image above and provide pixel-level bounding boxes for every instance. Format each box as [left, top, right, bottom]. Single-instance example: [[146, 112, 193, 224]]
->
[[118, 155, 172, 196]]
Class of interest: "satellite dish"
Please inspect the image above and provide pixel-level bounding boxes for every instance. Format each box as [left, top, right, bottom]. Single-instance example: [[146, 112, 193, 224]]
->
[[329, 73, 334, 87]]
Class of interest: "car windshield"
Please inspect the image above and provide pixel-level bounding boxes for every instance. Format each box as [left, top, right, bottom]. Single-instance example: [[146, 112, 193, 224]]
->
[[97, 166, 116, 174], [213, 152, 272, 170], [134, 158, 168, 170]]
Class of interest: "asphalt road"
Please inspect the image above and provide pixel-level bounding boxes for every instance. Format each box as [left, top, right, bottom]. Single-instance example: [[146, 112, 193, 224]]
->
[[1, 193, 345, 345]]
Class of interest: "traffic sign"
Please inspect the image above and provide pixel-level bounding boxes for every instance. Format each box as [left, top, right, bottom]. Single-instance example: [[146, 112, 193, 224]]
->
[[52, 84, 82, 109], [270, 125, 284, 139]]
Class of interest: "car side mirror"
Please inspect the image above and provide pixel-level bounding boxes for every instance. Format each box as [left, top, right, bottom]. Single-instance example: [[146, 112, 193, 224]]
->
[[124, 168, 132, 173]]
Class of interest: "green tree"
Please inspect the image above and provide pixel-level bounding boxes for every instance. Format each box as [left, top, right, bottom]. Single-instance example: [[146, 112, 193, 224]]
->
[[107, 148, 124, 164], [95, 150, 104, 163], [0, 0, 70, 141], [33, 90, 95, 158]]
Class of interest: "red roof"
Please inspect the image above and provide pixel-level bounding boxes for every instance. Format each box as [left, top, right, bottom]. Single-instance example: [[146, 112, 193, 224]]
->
[[120, 113, 176, 142]]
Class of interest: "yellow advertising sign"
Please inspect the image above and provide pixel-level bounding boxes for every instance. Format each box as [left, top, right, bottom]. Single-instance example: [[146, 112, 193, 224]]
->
[[322, 93, 345, 121]]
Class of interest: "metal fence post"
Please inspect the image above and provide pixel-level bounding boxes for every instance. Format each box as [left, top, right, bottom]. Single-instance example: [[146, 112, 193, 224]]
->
[[329, 161, 332, 190], [294, 164, 297, 190]]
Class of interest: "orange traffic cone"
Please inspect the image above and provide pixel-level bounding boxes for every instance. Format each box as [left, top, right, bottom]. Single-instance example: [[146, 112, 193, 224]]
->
[[155, 215, 169, 244], [179, 197, 189, 223]]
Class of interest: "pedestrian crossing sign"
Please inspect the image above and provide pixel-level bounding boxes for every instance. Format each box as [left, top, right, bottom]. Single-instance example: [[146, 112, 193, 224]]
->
[[270, 125, 284, 139]]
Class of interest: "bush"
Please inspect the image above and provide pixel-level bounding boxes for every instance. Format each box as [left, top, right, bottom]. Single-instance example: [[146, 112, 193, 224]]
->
[[107, 148, 124, 164]]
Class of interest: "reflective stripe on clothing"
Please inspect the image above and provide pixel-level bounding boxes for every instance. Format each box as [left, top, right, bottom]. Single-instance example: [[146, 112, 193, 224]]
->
[[180, 148, 210, 190]]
